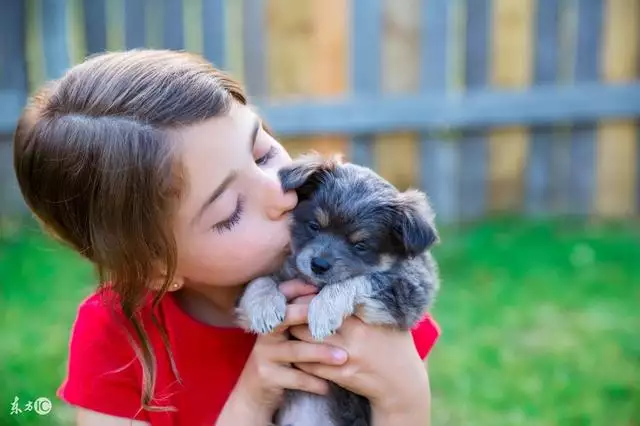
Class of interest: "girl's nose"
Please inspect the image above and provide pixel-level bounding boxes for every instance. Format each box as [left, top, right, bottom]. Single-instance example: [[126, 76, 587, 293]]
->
[[264, 175, 298, 220]]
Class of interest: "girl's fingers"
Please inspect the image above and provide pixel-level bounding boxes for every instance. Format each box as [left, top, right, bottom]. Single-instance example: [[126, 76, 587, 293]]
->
[[290, 294, 315, 305], [279, 279, 318, 301], [293, 362, 341, 386], [289, 324, 343, 346], [273, 365, 330, 395], [272, 304, 310, 331], [270, 340, 348, 366]]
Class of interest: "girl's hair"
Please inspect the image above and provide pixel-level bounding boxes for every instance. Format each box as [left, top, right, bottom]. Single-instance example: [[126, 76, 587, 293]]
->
[[13, 49, 247, 412]]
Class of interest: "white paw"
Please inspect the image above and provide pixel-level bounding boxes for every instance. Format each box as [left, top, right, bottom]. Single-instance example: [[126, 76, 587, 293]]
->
[[237, 292, 287, 335], [307, 298, 346, 341]]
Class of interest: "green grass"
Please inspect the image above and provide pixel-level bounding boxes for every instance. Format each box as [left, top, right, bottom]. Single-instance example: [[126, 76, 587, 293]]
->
[[1, 217, 639, 425]]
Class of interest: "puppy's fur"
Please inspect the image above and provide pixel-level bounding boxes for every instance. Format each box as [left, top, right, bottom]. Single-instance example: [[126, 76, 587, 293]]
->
[[236, 153, 440, 426]]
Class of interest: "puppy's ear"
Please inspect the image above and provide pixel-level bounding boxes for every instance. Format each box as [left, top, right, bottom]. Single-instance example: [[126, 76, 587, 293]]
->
[[390, 189, 439, 257], [278, 152, 341, 200]]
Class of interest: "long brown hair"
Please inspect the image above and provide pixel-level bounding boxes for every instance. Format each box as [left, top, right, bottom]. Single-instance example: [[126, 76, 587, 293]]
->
[[13, 49, 248, 412]]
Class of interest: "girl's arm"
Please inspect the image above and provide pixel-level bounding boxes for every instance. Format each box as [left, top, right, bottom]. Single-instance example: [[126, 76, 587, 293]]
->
[[76, 408, 150, 426]]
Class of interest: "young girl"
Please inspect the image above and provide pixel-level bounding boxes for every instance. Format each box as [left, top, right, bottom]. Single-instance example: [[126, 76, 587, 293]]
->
[[13, 49, 440, 425]]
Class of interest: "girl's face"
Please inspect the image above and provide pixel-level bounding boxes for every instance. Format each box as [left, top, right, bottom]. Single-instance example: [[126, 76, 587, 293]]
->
[[171, 101, 297, 288]]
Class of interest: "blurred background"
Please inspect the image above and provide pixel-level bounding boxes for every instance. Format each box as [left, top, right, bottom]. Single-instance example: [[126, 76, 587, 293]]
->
[[1, 0, 639, 425]]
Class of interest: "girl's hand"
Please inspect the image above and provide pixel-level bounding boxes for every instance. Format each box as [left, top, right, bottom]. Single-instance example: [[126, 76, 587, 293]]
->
[[218, 280, 349, 424], [289, 315, 431, 424]]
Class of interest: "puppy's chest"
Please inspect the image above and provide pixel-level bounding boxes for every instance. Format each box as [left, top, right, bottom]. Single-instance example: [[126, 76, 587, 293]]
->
[[276, 393, 338, 426]]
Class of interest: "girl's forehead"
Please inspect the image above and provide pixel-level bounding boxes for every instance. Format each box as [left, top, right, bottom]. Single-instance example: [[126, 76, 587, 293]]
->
[[173, 103, 257, 218]]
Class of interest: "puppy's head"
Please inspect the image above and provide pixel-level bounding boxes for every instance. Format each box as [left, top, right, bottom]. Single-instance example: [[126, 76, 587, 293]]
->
[[279, 154, 438, 286]]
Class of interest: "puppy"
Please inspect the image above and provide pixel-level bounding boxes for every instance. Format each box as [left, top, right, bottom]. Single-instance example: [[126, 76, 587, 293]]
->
[[235, 153, 440, 426]]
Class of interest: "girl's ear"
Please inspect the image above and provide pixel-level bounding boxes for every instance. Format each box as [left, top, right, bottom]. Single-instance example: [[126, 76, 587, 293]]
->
[[149, 270, 185, 292]]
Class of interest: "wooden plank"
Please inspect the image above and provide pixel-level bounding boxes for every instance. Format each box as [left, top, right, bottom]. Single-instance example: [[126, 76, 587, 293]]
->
[[525, 0, 560, 215], [82, 0, 107, 54], [460, 0, 490, 221], [243, 0, 266, 98], [202, 0, 226, 68], [306, 0, 348, 158], [145, 0, 163, 48], [265, 0, 315, 159], [568, 0, 603, 216], [376, 0, 420, 190], [106, 0, 125, 51], [41, 0, 72, 79], [419, 0, 457, 222], [125, 0, 146, 49], [349, 0, 382, 169], [489, 0, 534, 213], [257, 82, 640, 136], [163, 0, 184, 50], [0, 2, 28, 101], [0, 0, 28, 214], [595, 0, 639, 217], [183, 0, 203, 54], [67, 0, 87, 65], [224, 0, 244, 82]]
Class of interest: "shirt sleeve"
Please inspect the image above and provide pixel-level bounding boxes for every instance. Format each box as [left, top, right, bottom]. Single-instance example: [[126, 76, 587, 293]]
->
[[411, 314, 441, 359], [57, 295, 150, 421]]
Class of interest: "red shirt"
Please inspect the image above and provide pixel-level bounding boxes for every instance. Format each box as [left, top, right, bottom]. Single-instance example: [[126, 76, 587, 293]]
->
[[57, 288, 440, 425]]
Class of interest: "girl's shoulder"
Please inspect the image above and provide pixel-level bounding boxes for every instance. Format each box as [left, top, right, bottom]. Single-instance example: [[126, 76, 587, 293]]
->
[[56, 287, 153, 421]]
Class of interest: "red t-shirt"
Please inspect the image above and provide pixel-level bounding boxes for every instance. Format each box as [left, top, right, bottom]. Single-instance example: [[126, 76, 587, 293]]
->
[[57, 287, 440, 425]]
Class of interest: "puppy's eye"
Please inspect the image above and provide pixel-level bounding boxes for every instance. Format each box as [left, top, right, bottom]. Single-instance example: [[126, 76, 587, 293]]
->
[[308, 221, 320, 232], [353, 242, 368, 252]]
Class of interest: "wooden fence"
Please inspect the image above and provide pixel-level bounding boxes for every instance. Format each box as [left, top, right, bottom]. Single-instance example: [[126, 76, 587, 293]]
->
[[1, 0, 639, 223]]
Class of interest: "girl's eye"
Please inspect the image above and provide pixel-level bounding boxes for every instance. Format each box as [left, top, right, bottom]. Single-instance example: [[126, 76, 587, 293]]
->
[[255, 146, 278, 166], [212, 196, 245, 234], [308, 221, 320, 232], [353, 242, 368, 252]]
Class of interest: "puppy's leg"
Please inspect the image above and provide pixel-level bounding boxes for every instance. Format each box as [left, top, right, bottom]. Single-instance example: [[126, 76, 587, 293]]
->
[[307, 277, 372, 341], [355, 257, 438, 330], [235, 276, 287, 334]]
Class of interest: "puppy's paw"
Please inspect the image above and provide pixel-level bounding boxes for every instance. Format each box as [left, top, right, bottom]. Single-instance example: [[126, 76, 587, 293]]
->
[[236, 292, 287, 334], [308, 298, 346, 341], [236, 277, 287, 334]]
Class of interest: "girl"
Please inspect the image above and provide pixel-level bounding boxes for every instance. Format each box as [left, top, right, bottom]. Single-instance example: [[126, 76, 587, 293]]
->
[[13, 49, 440, 426]]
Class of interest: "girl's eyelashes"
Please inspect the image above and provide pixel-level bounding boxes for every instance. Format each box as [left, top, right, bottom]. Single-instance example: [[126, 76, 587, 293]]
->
[[212, 195, 245, 233], [255, 146, 278, 166]]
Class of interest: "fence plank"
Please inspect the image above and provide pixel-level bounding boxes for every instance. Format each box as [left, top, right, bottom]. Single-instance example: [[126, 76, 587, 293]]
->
[[350, 0, 382, 169], [41, 0, 71, 80], [266, 0, 317, 159], [460, 0, 490, 221], [525, 0, 560, 215], [307, 0, 348, 157], [106, 0, 125, 51], [595, 0, 639, 217], [202, 0, 226, 68], [163, 0, 184, 49], [419, 0, 457, 223], [125, 0, 146, 49], [377, 0, 420, 190], [489, 0, 534, 213], [568, 0, 602, 216], [243, 0, 266, 98], [258, 83, 640, 136], [83, 0, 107, 54], [0, 0, 28, 215]]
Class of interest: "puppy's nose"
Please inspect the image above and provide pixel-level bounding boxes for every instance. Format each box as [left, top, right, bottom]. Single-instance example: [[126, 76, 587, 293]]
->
[[310, 257, 332, 274]]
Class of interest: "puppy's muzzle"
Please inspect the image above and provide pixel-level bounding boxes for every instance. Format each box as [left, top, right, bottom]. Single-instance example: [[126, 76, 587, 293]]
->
[[310, 257, 332, 275]]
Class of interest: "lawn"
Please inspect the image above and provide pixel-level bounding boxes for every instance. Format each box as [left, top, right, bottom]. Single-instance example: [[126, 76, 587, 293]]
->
[[1, 216, 639, 426]]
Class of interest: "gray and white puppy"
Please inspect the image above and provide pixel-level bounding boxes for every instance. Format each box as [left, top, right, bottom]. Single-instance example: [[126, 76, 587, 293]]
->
[[236, 153, 440, 426]]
